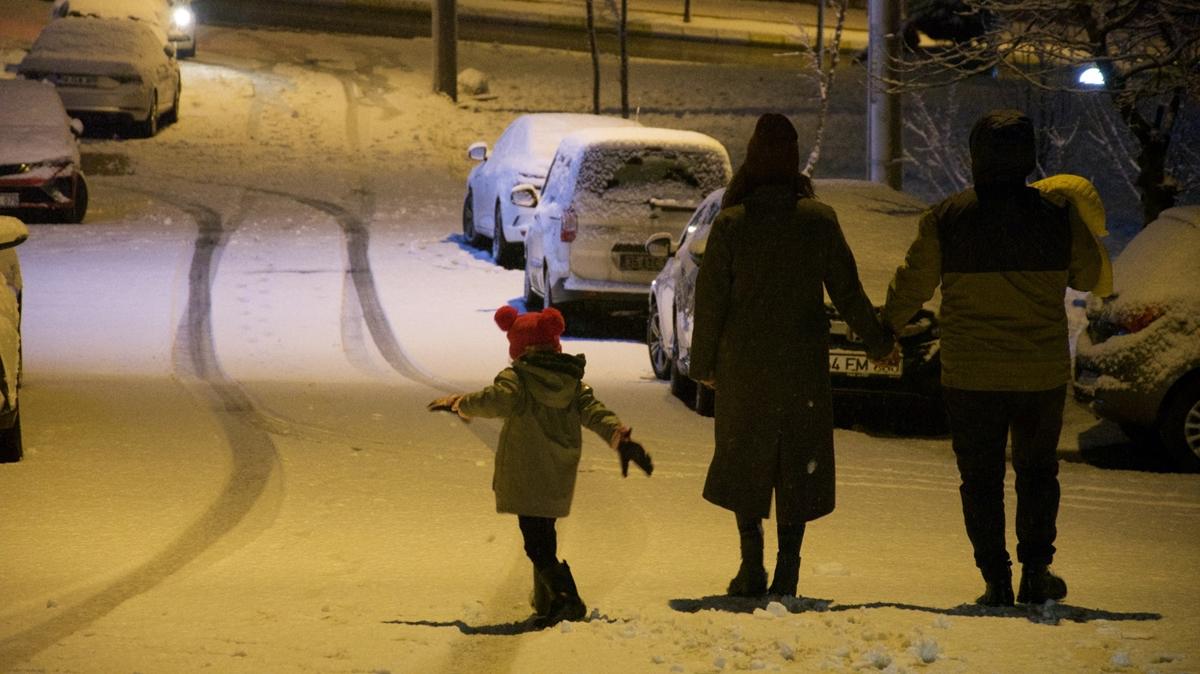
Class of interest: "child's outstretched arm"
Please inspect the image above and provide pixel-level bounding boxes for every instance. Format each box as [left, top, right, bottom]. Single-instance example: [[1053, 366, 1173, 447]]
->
[[452, 369, 521, 420], [578, 385, 653, 477]]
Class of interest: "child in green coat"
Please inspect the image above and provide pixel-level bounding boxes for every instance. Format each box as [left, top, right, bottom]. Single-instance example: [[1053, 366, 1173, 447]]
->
[[428, 305, 653, 627]]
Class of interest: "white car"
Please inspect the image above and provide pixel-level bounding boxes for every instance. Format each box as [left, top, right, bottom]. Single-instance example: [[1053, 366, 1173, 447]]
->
[[0, 80, 88, 224], [1074, 206, 1200, 471], [18, 17, 182, 138], [514, 126, 731, 311], [0, 216, 27, 463], [51, 0, 195, 57], [463, 113, 640, 269]]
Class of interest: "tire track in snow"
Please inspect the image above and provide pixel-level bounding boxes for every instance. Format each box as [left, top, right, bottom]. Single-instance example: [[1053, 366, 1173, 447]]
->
[[0, 190, 285, 668]]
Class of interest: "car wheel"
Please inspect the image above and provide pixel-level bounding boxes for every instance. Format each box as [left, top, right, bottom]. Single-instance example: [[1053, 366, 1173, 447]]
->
[[647, 298, 670, 380], [491, 202, 521, 269], [1160, 376, 1200, 472], [462, 189, 485, 247], [0, 410, 21, 464], [669, 354, 697, 408], [695, 382, 715, 417], [164, 81, 181, 125], [523, 264, 543, 310], [140, 92, 159, 138], [66, 173, 89, 224]]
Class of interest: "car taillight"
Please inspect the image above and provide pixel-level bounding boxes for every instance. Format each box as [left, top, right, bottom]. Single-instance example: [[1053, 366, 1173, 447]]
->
[[561, 207, 577, 242], [1116, 306, 1164, 334]]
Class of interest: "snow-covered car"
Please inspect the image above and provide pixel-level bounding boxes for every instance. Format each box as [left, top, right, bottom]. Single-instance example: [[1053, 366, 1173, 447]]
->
[[1074, 205, 1200, 471], [0, 216, 27, 463], [51, 0, 195, 57], [645, 180, 942, 422], [18, 16, 182, 138], [515, 127, 731, 312], [0, 80, 88, 224], [463, 113, 641, 269]]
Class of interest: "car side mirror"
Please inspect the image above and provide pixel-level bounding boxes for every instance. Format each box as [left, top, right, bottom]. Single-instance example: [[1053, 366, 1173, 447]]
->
[[510, 183, 539, 209], [645, 232, 673, 258], [70, 118, 84, 136], [0, 216, 30, 250], [467, 142, 488, 162]]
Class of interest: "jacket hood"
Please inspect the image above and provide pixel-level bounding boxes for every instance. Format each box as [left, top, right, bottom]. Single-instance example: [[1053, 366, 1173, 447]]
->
[[969, 109, 1036, 187], [513, 351, 586, 409]]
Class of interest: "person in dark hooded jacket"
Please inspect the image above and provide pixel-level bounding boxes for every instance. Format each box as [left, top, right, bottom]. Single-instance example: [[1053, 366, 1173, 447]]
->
[[882, 109, 1102, 607], [428, 306, 653, 628], [691, 113, 896, 599]]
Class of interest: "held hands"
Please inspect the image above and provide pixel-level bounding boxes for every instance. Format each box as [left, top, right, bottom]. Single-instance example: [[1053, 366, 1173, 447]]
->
[[612, 427, 654, 477], [870, 340, 902, 369]]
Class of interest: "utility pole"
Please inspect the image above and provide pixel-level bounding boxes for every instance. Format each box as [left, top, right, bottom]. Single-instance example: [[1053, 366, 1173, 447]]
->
[[867, 0, 901, 189], [433, 0, 457, 102]]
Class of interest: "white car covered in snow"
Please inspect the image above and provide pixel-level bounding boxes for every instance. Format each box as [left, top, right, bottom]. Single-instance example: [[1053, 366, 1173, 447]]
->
[[19, 16, 182, 138], [0, 216, 26, 463], [463, 113, 641, 269], [1075, 205, 1200, 471], [514, 126, 731, 312], [0, 79, 88, 224], [51, 0, 196, 58]]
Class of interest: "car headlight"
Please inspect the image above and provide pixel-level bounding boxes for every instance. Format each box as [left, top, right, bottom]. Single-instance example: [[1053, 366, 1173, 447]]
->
[[172, 6, 194, 28]]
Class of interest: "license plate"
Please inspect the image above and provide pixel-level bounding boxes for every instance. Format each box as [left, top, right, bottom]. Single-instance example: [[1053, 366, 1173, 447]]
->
[[0, 193, 18, 207], [829, 350, 901, 377], [618, 253, 665, 272], [57, 74, 97, 87]]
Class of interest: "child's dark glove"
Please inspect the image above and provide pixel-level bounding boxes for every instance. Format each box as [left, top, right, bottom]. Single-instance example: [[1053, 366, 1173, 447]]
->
[[618, 436, 654, 477]]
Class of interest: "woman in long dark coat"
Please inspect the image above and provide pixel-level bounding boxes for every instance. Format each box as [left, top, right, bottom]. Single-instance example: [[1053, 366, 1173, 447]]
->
[[690, 114, 896, 597]]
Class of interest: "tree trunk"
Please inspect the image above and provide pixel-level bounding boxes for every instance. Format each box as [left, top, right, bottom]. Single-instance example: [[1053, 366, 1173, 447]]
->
[[619, 0, 629, 118], [1125, 91, 1182, 227], [587, 0, 600, 114]]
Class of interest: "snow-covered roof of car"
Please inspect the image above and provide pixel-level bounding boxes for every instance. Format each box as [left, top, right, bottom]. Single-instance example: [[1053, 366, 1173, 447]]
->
[[21, 17, 168, 78], [555, 126, 729, 158], [0, 80, 78, 167], [512, 113, 640, 164], [1111, 205, 1200, 306], [57, 0, 171, 43]]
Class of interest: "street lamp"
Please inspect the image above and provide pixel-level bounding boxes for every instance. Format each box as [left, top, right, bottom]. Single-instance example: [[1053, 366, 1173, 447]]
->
[[1078, 66, 1105, 87]]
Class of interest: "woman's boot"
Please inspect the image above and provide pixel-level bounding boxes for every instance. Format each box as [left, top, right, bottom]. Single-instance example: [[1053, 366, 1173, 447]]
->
[[530, 563, 552, 616], [727, 513, 767, 597], [534, 560, 587, 628], [768, 521, 806, 597]]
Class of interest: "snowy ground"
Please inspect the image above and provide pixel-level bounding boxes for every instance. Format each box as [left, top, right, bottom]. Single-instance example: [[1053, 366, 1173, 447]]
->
[[1, 4, 1198, 673]]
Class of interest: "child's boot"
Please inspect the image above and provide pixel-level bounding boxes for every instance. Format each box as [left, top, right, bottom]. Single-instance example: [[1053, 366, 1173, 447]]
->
[[534, 560, 587, 628]]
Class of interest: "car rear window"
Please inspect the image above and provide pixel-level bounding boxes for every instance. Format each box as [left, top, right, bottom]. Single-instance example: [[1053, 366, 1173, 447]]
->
[[578, 148, 726, 200]]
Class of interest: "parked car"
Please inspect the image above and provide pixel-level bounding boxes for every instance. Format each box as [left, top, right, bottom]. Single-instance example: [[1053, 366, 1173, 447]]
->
[[514, 127, 731, 313], [0, 216, 27, 463], [463, 113, 641, 269], [1074, 205, 1200, 471], [645, 180, 942, 423], [51, 0, 195, 57], [0, 80, 88, 224], [18, 16, 182, 137]]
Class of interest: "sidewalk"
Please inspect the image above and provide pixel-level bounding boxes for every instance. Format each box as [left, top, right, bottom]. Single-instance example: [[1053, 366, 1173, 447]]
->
[[293, 0, 871, 51]]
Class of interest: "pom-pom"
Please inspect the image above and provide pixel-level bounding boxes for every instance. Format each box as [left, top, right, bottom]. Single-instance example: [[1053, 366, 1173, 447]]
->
[[494, 305, 519, 331], [539, 307, 565, 338]]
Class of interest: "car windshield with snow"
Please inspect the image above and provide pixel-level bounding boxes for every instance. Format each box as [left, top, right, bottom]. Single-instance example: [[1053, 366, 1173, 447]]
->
[[645, 180, 943, 427], [1074, 205, 1200, 471], [52, 0, 195, 57], [463, 113, 640, 269], [19, 16, 182, 138], [0, 80, 88, 224], [517, 127, 731, 313]]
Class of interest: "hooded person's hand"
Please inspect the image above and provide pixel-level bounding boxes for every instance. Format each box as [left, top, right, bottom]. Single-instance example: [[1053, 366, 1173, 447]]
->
[[612, 427, 653, 477], [427, 394, 469, 421]]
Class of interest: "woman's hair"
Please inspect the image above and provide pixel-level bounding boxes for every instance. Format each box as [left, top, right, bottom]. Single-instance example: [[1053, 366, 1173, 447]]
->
[[721, 113, 815, 208]]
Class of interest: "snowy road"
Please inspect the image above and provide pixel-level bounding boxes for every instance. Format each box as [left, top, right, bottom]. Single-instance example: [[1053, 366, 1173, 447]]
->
[[1, 6, 1198, 673]]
